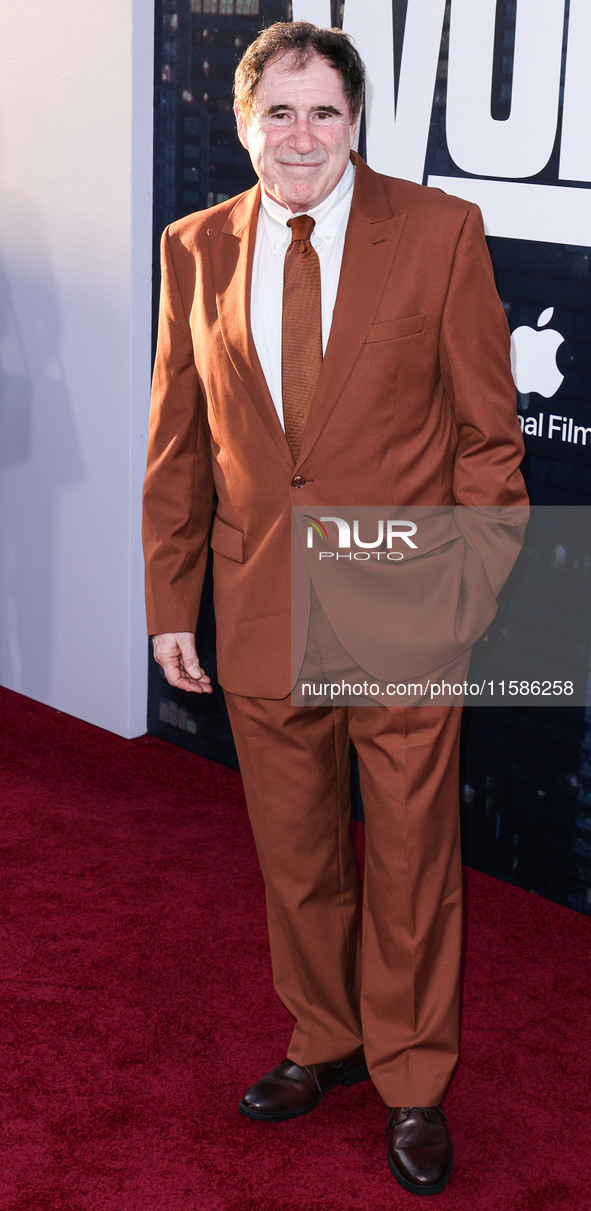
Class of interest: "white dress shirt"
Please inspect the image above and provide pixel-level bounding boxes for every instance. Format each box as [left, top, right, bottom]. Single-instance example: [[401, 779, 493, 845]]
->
[[250, 159, 355, 427]]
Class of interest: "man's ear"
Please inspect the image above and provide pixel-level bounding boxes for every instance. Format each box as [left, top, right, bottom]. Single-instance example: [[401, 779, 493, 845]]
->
[[234, 103, 249, 150]]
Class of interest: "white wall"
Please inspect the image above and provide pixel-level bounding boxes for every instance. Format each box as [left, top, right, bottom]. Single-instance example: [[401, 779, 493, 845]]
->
[[0, 0, 153, 737]]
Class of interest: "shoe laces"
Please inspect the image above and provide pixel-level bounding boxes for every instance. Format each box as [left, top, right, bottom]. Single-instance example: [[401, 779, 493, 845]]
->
[[386, 1105, 446, 1133], [304, 1059, 345, 1097]]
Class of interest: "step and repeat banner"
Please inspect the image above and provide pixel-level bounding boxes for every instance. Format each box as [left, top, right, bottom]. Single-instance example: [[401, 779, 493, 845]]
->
[[149, 0, 591, 914]]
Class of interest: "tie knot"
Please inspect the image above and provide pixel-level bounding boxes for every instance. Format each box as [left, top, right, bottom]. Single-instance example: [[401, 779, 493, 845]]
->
[[288, 214, 315, 243]]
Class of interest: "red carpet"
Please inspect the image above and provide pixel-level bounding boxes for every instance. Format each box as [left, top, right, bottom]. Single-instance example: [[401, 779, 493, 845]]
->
[[0, 686, 590, 1210]]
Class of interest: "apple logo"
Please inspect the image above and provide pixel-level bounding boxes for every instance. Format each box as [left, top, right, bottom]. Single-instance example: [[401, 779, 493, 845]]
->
[[510, 307, 565, 398]]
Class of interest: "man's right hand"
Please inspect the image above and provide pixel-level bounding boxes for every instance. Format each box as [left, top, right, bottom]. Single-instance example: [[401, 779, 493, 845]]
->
[[152, 632, 212, 694]]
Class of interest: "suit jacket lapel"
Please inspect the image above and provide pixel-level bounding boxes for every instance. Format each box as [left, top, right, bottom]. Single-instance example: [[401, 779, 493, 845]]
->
[[297, 155, 407, 466], [208, 184, 294, 466], [208, 157, 407, 470]]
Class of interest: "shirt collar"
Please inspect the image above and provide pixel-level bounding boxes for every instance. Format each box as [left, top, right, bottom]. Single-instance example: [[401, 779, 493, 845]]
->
[[259, 159, 355, 245]]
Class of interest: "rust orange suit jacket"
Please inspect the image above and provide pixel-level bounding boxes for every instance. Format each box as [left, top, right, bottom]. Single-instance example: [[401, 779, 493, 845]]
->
[[143, 153, 528, 698]]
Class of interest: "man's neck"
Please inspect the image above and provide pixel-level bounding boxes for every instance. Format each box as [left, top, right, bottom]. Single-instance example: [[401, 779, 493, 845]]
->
[[259, 159, 355, 228]]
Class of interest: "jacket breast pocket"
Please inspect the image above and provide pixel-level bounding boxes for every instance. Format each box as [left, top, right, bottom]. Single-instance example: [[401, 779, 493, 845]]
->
[[210, 514, 244, 563], [365, 314, 425, 344]]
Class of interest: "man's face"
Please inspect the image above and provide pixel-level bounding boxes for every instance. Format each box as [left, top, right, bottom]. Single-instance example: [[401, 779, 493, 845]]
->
[[235, 51, 357, 213]]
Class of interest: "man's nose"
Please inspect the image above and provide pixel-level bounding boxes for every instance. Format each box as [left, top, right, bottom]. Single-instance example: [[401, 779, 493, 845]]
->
[[290, 117, 316, 152]]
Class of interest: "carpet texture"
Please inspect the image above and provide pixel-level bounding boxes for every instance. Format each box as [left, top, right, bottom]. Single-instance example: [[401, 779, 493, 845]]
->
[[0, 686, 590, 1210]]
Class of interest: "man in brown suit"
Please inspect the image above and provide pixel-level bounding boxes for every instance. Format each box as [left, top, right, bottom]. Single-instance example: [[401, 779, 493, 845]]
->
[[143, 22, 527, 1196]]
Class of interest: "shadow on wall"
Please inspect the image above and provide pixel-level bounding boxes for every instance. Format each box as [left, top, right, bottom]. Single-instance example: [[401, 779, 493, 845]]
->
[[0, 181, 84, 700]]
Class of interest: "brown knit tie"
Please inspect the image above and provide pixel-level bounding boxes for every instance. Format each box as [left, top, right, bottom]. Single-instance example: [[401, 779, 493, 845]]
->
[[282, 215, 322, 461]]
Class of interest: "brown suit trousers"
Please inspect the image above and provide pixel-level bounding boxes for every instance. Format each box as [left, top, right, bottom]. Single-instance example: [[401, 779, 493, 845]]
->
[[225, 603, 469, 1107]]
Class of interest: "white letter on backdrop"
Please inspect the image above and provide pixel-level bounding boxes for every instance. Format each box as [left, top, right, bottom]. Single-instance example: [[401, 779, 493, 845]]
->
[[343, 0, 446, 181], [446, 0, 565, 179], [560, 0, 591, 182]]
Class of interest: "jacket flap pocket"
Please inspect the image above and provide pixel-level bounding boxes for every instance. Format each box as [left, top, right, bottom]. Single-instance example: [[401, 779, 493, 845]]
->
[[366, 314, 425, 343], [210, 515, 244, 562]]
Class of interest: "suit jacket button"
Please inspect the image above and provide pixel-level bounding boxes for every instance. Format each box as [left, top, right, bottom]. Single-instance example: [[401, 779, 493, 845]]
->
[[291, 475, 306, 488]]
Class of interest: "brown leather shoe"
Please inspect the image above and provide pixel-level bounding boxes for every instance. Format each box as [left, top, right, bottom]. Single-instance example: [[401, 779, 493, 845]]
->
[[387, 1106, 453, 1195], [238, 1047, 368, 1121]]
